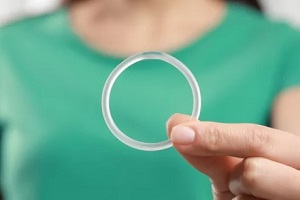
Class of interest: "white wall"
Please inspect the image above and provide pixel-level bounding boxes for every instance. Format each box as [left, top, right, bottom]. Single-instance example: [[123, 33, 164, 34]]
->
[[0, 0, 300, 27], [0, 0, 60, 25], [260, 0, 300, 27]]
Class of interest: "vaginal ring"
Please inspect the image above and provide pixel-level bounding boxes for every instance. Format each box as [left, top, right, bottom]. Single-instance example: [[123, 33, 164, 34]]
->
[[101, 51, 201, 151]]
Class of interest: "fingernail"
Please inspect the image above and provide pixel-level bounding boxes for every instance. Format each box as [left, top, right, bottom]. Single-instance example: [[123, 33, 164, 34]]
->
[[232, 197, 238, 200], [170, 126, 195, 145]]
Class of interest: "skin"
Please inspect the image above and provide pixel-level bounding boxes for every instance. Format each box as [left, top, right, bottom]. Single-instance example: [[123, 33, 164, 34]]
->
[[69, 0, 225, 56], [167, 107, 300, 200], [70, 0, 300, 199]]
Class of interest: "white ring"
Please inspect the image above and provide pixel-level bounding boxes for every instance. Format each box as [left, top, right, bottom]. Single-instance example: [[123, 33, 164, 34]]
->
[[101, 51, 201, 151]]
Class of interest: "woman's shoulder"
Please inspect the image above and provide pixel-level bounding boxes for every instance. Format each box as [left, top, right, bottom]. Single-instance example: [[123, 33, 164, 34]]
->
[[230, 3, 300, 39], [228, 2, 300, 52], [0, 8, 66, 46]]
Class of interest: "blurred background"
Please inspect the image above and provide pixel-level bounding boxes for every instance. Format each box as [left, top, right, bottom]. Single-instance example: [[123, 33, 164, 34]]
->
[[1, 0, 300, 28]]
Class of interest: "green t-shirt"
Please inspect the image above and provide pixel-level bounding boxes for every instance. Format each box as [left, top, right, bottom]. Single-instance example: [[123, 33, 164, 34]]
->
[[1, 3, 300, 200]]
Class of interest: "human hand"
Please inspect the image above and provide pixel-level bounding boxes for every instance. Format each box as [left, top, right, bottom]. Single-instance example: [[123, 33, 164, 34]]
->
[[167, 114, 300, 200]]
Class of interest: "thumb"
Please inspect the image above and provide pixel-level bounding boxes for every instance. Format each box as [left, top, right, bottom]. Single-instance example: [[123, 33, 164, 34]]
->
[[166, 113, 197, 137], [167, 113, 239, 198]]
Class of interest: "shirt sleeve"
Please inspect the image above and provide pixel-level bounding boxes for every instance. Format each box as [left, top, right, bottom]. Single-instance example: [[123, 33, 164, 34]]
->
[[280, 34, 300, 91]]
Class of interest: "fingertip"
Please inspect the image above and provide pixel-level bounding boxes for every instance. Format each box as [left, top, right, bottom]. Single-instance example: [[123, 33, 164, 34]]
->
[[166, 113, 195, 136], [166, 113, 184, 136], [167, 113, 189, 124]]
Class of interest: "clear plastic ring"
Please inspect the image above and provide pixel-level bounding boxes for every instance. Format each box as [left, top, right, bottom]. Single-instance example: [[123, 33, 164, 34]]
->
[[101, 51, 201, 151]]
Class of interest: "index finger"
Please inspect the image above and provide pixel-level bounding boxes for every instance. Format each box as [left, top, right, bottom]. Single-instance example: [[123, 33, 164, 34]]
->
[[168, 114, 300, 168]]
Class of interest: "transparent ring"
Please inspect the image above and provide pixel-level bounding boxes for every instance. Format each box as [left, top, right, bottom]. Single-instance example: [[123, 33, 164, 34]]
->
[[101, 51, 201, 151]]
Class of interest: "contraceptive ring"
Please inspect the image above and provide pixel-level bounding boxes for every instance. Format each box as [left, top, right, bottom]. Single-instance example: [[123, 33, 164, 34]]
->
[[101, 51, 201, 151]]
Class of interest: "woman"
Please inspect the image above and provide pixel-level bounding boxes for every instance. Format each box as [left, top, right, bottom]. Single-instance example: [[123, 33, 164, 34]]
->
[[0, 0, 300, 199]]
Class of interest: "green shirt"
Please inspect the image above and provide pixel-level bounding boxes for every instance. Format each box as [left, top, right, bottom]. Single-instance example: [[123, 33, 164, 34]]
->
[[1, 3, 300, 200]]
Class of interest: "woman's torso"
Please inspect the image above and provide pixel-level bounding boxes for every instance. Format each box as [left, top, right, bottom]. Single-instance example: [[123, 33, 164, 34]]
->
[[0, 3, 298, 200]]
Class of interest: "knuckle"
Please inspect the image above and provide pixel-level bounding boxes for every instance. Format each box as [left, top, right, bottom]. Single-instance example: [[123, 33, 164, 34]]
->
[[241, 158, 262, 190], [245, 124, 270, 156], [201, 124, 224, 152]]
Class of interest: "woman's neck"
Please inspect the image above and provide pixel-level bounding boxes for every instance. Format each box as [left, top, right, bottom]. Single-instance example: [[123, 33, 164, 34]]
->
[[69, 0, 226, 57]]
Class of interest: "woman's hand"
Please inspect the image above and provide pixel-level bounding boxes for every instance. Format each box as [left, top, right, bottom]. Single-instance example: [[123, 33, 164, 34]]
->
[[167, 114, 300, 200]]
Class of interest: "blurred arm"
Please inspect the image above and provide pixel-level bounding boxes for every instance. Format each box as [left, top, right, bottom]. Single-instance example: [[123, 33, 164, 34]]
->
[[272, 87, 300, 135]]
